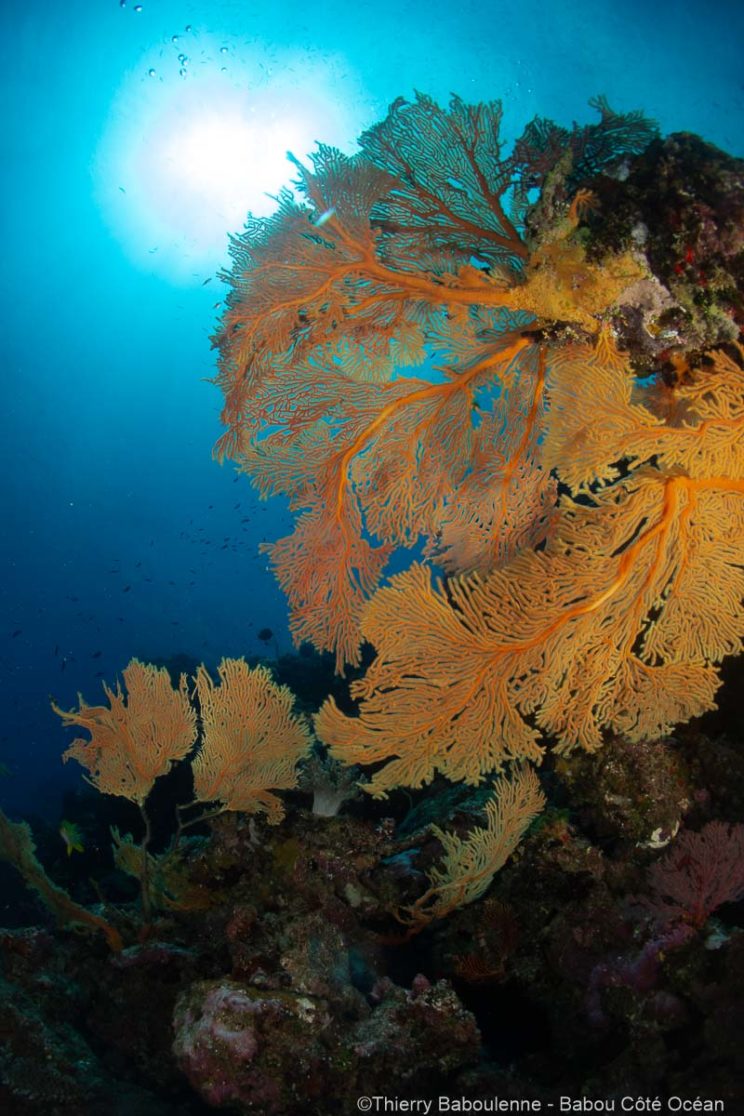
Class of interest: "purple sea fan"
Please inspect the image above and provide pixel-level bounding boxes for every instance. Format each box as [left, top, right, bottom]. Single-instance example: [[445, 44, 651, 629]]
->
[[642, 821, 744, 931]]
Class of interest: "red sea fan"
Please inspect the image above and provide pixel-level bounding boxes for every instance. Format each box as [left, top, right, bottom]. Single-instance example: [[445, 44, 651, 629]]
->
[[642, 821, 744, 930]]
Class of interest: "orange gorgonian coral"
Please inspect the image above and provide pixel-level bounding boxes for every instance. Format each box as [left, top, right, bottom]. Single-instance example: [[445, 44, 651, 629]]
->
[[214, 92, 744, 795], [401, 764, 545, 930], [316, 346, 744, 793], [192, 658, 311, 823], [53, 659, 197, 805], [214, 94, 656, 673]]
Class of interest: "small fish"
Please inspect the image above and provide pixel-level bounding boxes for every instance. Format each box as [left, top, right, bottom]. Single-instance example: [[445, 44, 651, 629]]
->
[[59, 820, 84, 857], [202, 277, 212, 286], [11, 629, 22, 638], [315, 206, 336, 227], [118, 185, 126, 193], [91, 651, 102, 659], [122, 585, 131, 593]]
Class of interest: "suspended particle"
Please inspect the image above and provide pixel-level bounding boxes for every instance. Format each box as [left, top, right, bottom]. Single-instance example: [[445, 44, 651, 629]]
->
[[315, 206, 336, 227]]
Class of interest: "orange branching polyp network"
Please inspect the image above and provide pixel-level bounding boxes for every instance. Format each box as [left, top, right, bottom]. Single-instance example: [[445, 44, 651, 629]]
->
[[214, 92, 744, 795]]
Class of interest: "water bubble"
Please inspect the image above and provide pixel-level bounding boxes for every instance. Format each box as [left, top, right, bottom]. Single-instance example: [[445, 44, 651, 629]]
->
[[148, 68, 156, 77], [178, 53, 188, 65], [185, 24, 192, 32], [220, 46, 228, 54], [133, 3, 143, 10], [119, 0, 126, 7], [171, 34, 179, 43]]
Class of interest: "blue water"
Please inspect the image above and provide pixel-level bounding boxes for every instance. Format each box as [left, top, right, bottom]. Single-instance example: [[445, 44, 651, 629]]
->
[[2, 0, 743, 817]]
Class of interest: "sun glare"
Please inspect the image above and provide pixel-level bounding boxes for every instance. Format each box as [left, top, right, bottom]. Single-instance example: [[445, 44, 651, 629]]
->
[[95, 36, 370, 284]]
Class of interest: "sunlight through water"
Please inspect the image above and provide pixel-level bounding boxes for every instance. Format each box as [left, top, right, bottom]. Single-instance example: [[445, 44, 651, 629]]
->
[[94, 35, 370, 284]]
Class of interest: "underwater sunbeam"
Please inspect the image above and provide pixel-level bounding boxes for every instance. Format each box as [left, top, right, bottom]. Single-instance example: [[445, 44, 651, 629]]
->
[[93, 42, 368, 284]]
